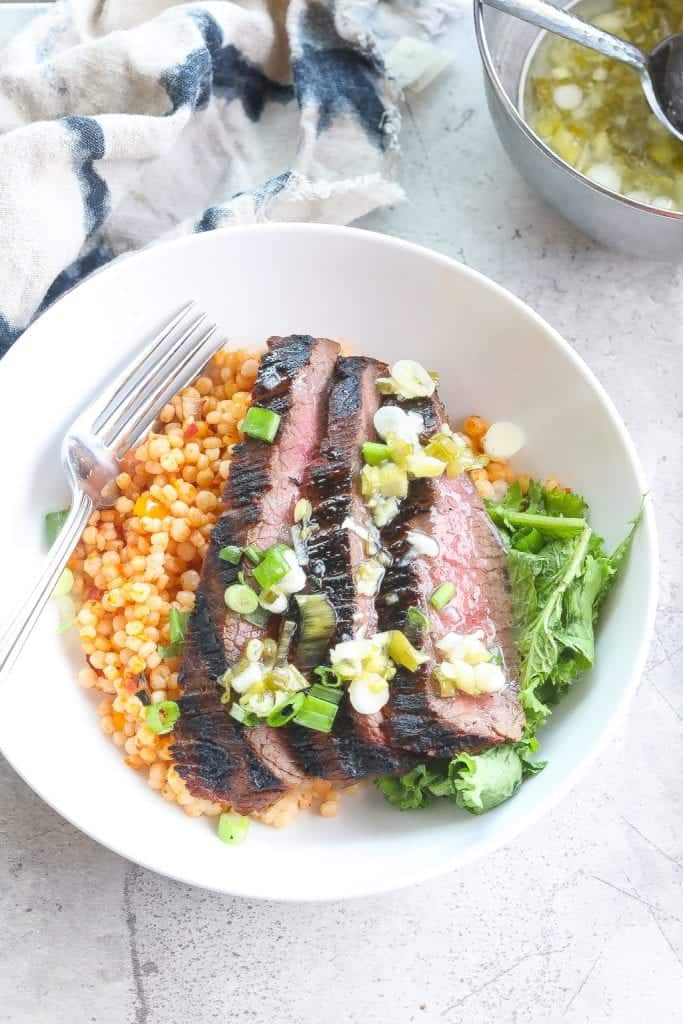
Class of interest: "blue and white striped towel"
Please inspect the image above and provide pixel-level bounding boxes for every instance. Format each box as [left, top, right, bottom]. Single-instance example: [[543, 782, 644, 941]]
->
[[0, 0, 456, 354]]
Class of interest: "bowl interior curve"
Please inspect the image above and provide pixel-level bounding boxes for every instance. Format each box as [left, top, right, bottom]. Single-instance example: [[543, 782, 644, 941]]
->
[[0, 224, 657, 900]]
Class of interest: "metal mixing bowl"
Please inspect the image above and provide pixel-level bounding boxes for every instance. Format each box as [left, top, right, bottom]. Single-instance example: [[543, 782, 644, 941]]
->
[[474, 0, 683, 259]]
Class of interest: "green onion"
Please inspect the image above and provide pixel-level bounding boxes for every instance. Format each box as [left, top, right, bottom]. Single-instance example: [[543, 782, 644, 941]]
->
[[53, 568, 74, 598], [225, 584, 259, 615], [313, 665, 343, 688], [253, 545, 291, 590], [45, 508, 70, 547], [267, 691, 305, 727], [262, 638, 278, 661], [169, 607, 190, 645], [294, 498, 312, 523], [388, 630, 429, 672], [217, 812, 250, 846], [243, 605, 271, 628], [511, 527, 545, 554], [243, 544, 264, 566], [229, 703, 259, 727], [55, 595, 76, 635], [295, 593, 336, 670], [363, 442, 391, 466], [145, 700, 180, 735], [293, 692, 338, 733], [219, 545, 242, 564], [157, 643, 182, 659], [406, 606, 429, 630], [242, 406, 281, 443], [276, 619, 297, 664], [308, 683, 344, 706], [430, 582, 456, 611]]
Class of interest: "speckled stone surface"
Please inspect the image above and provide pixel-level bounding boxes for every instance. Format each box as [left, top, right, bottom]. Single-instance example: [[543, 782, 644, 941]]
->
[[1, 6, 682, 1024]]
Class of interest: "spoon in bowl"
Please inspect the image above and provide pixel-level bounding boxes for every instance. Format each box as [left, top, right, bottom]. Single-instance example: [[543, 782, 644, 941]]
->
[[482, 0, 683, 142]]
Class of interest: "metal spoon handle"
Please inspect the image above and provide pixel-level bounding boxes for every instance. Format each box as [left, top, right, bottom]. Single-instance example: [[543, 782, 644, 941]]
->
[[0, 492, 93, 683], [482, 0, 646, 73]]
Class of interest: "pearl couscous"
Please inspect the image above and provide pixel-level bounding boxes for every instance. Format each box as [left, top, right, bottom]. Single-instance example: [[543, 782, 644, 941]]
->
[[69, 349, 530, 828]]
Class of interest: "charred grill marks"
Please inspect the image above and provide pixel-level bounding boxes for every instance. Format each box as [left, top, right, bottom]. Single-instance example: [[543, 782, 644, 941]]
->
[[173, 339, 523, 815], [287, 357, 409, 780], [172, 336, 340, 810]]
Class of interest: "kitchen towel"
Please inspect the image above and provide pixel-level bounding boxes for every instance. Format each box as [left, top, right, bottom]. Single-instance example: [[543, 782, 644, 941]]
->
[[0, 0, 457, 353]]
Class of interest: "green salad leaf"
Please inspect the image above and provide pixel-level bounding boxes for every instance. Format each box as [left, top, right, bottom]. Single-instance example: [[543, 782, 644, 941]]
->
[[446, 744, 543, 815], [376, 764, 443, 810], [377, 482, 641, 817], [376, 741, 546, 814]]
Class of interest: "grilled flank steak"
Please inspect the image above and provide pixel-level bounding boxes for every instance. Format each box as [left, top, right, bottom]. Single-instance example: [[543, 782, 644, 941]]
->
[[287, 356, 415, 781], [172, 335, 339, 812], [376, 394, 523, 758], [173, 338, 523, 814]]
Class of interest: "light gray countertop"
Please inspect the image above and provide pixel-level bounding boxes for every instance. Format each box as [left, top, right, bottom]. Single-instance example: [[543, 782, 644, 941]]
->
[[1, 6, 682, 1024]]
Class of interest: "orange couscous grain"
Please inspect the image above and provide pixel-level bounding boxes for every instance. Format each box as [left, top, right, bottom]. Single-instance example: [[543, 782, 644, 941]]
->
[[70, 347, 260, 820]]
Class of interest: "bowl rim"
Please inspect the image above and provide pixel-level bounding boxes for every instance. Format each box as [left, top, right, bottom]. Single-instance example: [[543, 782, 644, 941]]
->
[[473, 0, 683, 222], [1, 223, 659, 899]]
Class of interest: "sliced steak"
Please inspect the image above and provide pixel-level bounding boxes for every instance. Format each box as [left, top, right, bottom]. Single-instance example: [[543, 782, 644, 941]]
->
[[172, 335, 339, 813], [286, 356, 413, 780], [377, 394, 524, 758]]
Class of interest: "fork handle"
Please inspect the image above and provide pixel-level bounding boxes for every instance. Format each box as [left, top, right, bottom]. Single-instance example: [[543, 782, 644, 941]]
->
[[0, 492, 93, 683]]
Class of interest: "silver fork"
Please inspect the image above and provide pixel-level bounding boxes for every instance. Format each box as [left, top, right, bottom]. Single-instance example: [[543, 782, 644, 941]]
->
[[0, 301, 218, 682]]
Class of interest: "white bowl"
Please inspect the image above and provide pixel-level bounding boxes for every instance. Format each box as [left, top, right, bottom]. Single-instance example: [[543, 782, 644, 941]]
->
[[0, 224, 657, 901]]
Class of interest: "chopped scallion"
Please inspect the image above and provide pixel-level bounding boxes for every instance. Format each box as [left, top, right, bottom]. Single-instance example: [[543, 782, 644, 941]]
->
[[267, 691, 305, 727], [308, 682, 344, 706], [313, 665, 344, 688], [242, 406, 281, 443], [169, 606, 190, 645], [55, 595, 76, 635], [294, 498, 312, 523], [406, 606, 429, 630], [293, 692, 338, 733], [243, 544, 264, 565], [242, 605, 271, 628], [430, 582, 456, 610], [276, 619, 297, 664], [45, 508, 70, 547], [225, 584, 259, 615], [53, 568, 74, 598], [219, 545, 242, 564], [229, 703, 259, 727], [253, 545, 291, 590], [362, 442, 391, 466], [388, 630, 429, 672], [157, 642, 182, 659], [145, 700, 180, 735], [295, 593, 336, 670], [217, 812, 250, 846]]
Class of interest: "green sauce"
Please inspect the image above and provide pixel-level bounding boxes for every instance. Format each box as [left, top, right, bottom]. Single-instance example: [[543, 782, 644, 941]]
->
[[525, 0, 683, 210]]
